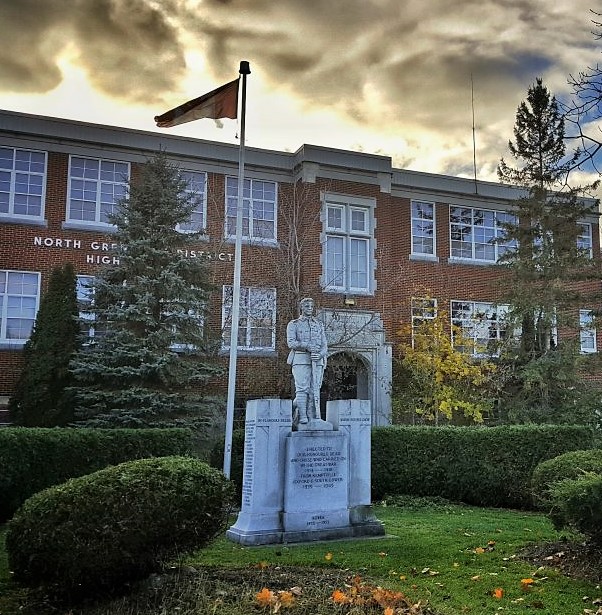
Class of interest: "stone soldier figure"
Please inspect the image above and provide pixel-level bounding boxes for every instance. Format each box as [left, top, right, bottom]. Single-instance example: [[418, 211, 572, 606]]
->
[[286, 297, 328, 425]]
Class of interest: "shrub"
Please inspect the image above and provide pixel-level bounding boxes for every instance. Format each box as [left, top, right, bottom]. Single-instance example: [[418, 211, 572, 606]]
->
[[371, 424, 594, 509], [531, 449, 602, 509], [0, 427, 194, 522], [209, 429, 246, 500], [6, 456, 235, 598], [548, 473, 602, 545]]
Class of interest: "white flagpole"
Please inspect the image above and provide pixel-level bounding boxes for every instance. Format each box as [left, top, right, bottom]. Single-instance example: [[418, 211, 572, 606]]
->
[[223, 60, 251, 479]]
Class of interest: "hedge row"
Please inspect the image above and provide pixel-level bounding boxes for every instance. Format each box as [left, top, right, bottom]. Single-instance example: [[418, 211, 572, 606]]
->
[[372, 424, 595, 508], [0, 427, 195, 522], [215, 425, 594, 510]]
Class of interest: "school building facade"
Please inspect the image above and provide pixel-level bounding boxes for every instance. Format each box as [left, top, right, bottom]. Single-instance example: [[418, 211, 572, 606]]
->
[[0, 109, 600, 425]]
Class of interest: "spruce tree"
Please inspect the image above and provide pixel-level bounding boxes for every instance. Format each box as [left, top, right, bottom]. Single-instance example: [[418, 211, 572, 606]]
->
[[496, 78, 600, 422], [69, 153, 223, 428], [9, 263, 79, 426]]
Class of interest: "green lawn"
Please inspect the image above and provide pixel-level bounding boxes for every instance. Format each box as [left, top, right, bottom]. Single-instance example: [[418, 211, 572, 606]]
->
[[1, 500, 600, 614], [191, 500, 600, 615]]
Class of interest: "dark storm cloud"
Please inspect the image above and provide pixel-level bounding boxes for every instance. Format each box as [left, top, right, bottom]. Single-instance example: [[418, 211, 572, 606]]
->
[[0, 0, 186, 103], [0, 0, 597, 174]]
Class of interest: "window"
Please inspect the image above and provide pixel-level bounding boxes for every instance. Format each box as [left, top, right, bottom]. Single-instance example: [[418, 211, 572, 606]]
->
[[0, 270, 39, 344], [450, 207, 516, 262], [580, 310, 597, 353], [450, 300, 508, 357], [323, 196, 374, 293], [577, 223, 593, 258], [0, 147, 46, 220], [178, 170, 207, 233], [222, 286, 276, 350], [411, 200, 435, 256], [67, 156, 129, 225], [225, 177, 277, 241], [411, 297, 437, 346], [76, 275, 99, 342]]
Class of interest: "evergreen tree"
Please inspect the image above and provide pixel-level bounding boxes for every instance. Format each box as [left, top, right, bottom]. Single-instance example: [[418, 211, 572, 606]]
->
[[69, 153, 223, 428], [9, 263, 79, 426], [496, 78, 600, 422]]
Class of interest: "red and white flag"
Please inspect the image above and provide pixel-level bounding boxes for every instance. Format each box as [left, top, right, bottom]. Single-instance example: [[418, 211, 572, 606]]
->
[[154, 78, 239, 128]]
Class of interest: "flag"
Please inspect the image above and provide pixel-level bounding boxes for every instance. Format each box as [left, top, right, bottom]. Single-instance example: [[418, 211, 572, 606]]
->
[[154, 78, 239, 128]]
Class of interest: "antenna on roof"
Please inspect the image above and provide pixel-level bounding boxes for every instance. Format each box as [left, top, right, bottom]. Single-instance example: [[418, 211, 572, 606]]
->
[[471, 73, 478, 194]]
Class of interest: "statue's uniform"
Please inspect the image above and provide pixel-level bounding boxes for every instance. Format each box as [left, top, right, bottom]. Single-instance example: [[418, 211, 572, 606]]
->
[[286, 316, 327, 421]]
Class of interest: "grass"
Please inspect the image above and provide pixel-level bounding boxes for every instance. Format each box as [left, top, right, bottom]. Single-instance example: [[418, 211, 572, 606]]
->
[[1, 499, 601, 614]]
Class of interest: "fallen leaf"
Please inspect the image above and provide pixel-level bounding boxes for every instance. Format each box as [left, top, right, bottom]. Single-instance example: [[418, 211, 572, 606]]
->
[[256, 588, 275, 607], [324, 552, 333, 561], [493, 587, 504, 599], [471, 575, 481, 581]]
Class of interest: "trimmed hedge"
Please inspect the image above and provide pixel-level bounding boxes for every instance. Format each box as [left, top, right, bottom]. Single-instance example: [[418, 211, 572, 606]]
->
[[209, 429, 245, 499], [371, 424, 595, 509], [6, 456, 234, 597], [0, 427, 194, 522], [531, 449, 602, 509], [548, 473, 602, 545]]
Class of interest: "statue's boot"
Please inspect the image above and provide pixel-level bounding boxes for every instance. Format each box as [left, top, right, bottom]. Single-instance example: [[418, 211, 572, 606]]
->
[[297, 397, 309, 424]]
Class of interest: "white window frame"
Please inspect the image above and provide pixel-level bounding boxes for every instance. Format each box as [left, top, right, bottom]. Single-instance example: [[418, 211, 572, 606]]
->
[[222, 285, 276, 351], [449, 206, 516, 263], [177, 170, 207, 234], [76, 275, 99, 343], [225, 176, 277, 243], [66, 156, 130, 227], [580, 309, 597, 354], [450, 300, 509, 357], [577, 223, 593, 258], [411, 297, 437, 347], [411, 200, 436, 256], [322, 194, 375, 294], [0, 146, 47, 221], [0, 270, 40, 346]]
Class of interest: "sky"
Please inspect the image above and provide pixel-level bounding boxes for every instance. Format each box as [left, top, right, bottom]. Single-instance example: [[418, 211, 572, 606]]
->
[[0, 0, 600, 185]]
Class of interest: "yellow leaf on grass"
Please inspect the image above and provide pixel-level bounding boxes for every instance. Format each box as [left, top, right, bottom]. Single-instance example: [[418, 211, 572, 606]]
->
[[324, 552, 333, 561], [475, 547, 485, 554], [384, 608, 395, 615], [278, 590, 295, 607]]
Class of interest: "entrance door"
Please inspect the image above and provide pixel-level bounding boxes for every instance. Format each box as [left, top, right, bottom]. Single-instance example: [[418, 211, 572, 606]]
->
[[321, 352, 369, 413]]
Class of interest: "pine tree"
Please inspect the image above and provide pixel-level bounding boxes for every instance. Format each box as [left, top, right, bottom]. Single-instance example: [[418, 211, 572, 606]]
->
[[9, 263, 79, 426], [496, 78, 600, 422], [69, 153, 223, 428]]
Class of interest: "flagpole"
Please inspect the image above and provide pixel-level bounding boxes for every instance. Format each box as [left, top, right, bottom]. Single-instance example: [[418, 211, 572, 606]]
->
[[223, 60, 251, 479]]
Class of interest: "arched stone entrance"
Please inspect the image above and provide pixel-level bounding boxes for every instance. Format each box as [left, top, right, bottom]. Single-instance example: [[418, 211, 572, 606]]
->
[[318, 309, 392, 426], [322, 351, 370, 402]]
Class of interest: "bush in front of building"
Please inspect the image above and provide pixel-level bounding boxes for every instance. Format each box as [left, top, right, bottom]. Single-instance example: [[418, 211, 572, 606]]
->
[[371, 424, 595, 509], [548, 473, 602, 546], [6, 456, 234, 599], [209, 429, 245, 501], [531, 449, 602, 509], [0, 427, 194, 522]]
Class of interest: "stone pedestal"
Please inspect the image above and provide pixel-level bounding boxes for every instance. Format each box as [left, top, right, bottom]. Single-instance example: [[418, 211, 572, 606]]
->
[[227, 398, 384, 545], [226, 399, 292, 545], [282, 431, 350, 542]]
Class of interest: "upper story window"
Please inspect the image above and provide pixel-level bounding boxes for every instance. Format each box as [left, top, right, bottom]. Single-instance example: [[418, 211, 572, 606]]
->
[[411, 200, 435, 256], [577, 223, 593, 257], [450, 300, 509, 357], [580, 309, 597, 354], [0, 147, 46, 221], [0, 270, 39, 345], [76, 275, 100, 343], [222, 285, 276, 351], [67, 156, 129, 226], [450, 207, 516, 263], [178, 170, 207, 233], [323, 195, 375, 294], [225, 177, 277, 242]]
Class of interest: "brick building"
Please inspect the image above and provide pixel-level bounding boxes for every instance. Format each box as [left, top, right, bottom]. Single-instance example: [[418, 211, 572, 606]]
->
[[0, 109, 600, 425]]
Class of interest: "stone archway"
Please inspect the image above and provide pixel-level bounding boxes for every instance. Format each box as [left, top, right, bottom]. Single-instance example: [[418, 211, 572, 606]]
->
[[322, 351, 370, 404]]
